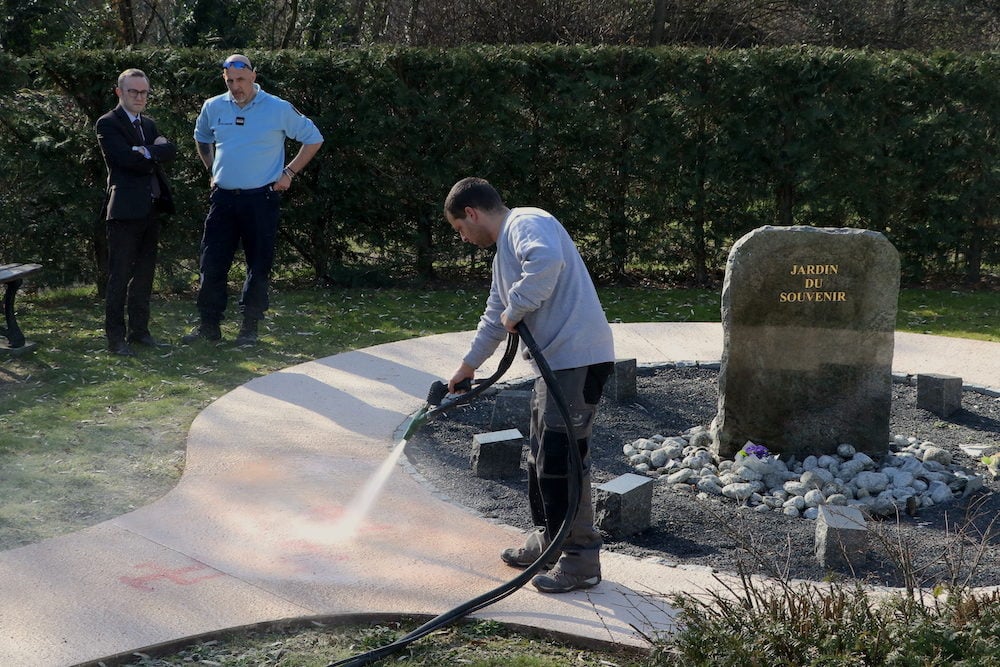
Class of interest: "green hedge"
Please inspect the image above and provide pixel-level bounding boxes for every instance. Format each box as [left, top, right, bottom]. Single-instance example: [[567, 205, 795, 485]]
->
[[1, 46, 997, 288]]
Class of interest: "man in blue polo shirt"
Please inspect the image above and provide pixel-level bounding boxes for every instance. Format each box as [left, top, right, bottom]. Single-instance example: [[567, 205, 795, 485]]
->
[[183, 53, 323, 346]]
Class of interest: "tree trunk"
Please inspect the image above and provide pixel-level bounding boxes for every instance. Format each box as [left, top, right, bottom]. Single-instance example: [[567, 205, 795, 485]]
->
[[406, 0, 419, 45], [650, 0, 667, 45], [281, 0, 299, 47], [114, 0, 137, 45], [776, 120, 795, 226], [776, 180, 795, 227], [349, 0, 367, 44]]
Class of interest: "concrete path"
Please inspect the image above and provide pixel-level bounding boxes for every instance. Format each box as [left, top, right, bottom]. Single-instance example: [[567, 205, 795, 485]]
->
[[0, 323, 998, 666]]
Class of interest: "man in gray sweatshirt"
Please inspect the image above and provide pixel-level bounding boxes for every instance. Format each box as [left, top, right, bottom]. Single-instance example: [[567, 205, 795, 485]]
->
[[444, 177, 615, 594]]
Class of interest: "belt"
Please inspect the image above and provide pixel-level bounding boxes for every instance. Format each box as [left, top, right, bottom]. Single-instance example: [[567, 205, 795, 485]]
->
[[214, 184, 273, 195]]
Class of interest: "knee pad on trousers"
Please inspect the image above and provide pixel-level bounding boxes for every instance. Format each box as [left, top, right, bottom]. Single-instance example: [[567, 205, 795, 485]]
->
[[536, 430, 591, 480], [536, 429, 570, 478]]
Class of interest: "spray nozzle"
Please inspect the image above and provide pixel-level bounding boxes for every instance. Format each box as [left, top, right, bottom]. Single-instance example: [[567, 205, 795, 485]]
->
[[426, 378, 472, 406], [426, 381, 448, 406]]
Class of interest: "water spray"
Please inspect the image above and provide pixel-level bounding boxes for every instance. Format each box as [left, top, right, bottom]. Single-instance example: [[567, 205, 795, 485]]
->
[[328, 323, 582, 667], [339, 333, 522, 540], [338, 380, 472, 540]]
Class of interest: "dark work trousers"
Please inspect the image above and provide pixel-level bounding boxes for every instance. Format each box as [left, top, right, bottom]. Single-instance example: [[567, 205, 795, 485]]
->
[[105, 215, 160, 345], [196, 187, 280, 325], [527, 361, 613, 577]]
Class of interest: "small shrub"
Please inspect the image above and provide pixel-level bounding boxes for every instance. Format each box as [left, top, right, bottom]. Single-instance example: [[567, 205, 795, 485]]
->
[[657, 581, 1000, 666]]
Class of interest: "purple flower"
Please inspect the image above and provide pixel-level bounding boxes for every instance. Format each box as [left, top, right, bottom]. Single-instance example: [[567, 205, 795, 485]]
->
[[739, 442, 770, 459]]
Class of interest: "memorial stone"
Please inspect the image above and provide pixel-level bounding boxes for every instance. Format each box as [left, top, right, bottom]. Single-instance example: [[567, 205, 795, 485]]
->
[[711, 226, 900, 459]]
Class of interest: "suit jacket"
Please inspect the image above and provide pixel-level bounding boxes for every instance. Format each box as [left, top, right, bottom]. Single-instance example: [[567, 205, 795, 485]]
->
[[95, 105, 176, 220]]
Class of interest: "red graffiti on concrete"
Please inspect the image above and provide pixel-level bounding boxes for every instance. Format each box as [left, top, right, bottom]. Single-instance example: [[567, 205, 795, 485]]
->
[[120, 562, 224, 591]]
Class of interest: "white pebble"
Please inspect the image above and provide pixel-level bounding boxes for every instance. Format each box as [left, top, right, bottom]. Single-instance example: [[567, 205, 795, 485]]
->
[[804, 489, 825, 507]]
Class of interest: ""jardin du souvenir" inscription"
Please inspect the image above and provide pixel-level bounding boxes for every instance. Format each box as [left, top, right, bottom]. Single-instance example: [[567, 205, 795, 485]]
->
[[779, 263, 847, 303]]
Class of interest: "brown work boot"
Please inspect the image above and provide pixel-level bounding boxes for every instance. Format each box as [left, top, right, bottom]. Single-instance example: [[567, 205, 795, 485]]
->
[[500, 527, 558, 569], [531, 563, 601, 593]]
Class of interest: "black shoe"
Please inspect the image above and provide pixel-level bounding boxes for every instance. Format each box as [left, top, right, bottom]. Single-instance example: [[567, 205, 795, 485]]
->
[[108, 341, 136, 357], [235, 319, 258, 346], [129, 334, 169, 348], [181, 323, 222, 344]]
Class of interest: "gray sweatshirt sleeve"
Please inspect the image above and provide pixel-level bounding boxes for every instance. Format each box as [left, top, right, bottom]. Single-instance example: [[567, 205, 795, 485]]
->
[[502, 218, 564, 325]]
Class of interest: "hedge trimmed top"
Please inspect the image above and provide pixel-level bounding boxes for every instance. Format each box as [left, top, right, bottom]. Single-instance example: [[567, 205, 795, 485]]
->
[[1, 46, 997, 287]]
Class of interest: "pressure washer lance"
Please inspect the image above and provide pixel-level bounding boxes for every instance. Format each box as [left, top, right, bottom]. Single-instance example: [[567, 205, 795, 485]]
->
[[387, 330, 520, 450], [328, 323, 582, 667]]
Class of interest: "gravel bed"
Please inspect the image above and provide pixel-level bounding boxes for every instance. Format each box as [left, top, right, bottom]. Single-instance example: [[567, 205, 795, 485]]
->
[[405, 366, 1000, 589]]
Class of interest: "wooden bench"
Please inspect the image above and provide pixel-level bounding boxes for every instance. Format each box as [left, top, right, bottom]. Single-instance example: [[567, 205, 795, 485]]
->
[[0, 262, 42, 354]]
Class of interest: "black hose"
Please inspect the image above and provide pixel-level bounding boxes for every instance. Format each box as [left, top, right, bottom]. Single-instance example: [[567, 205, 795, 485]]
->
[[424, 331, 521, 416], [397, 333, 521, 443], [327, 323, 582, 667]]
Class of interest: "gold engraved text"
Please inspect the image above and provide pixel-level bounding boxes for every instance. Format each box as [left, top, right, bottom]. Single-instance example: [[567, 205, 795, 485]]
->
[[779, 291, 848, 303], [790, 264, 839, 275]]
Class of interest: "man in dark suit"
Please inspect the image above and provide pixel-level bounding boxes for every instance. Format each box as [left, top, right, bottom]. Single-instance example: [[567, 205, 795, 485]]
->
[[96, 68, 176, 356]]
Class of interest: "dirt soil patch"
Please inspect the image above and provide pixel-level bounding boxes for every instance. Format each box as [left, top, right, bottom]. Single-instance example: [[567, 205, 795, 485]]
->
[[406, 366, 1000, 589]]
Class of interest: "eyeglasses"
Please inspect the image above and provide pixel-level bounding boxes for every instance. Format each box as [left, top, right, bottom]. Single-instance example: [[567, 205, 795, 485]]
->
[[126, 89, 151, 98], [222, 61, 253, 70]]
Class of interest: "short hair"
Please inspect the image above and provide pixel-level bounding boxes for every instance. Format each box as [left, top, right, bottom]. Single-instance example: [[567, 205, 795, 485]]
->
[[117, 68, 148, 90], [444, 177, 504, 219]]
